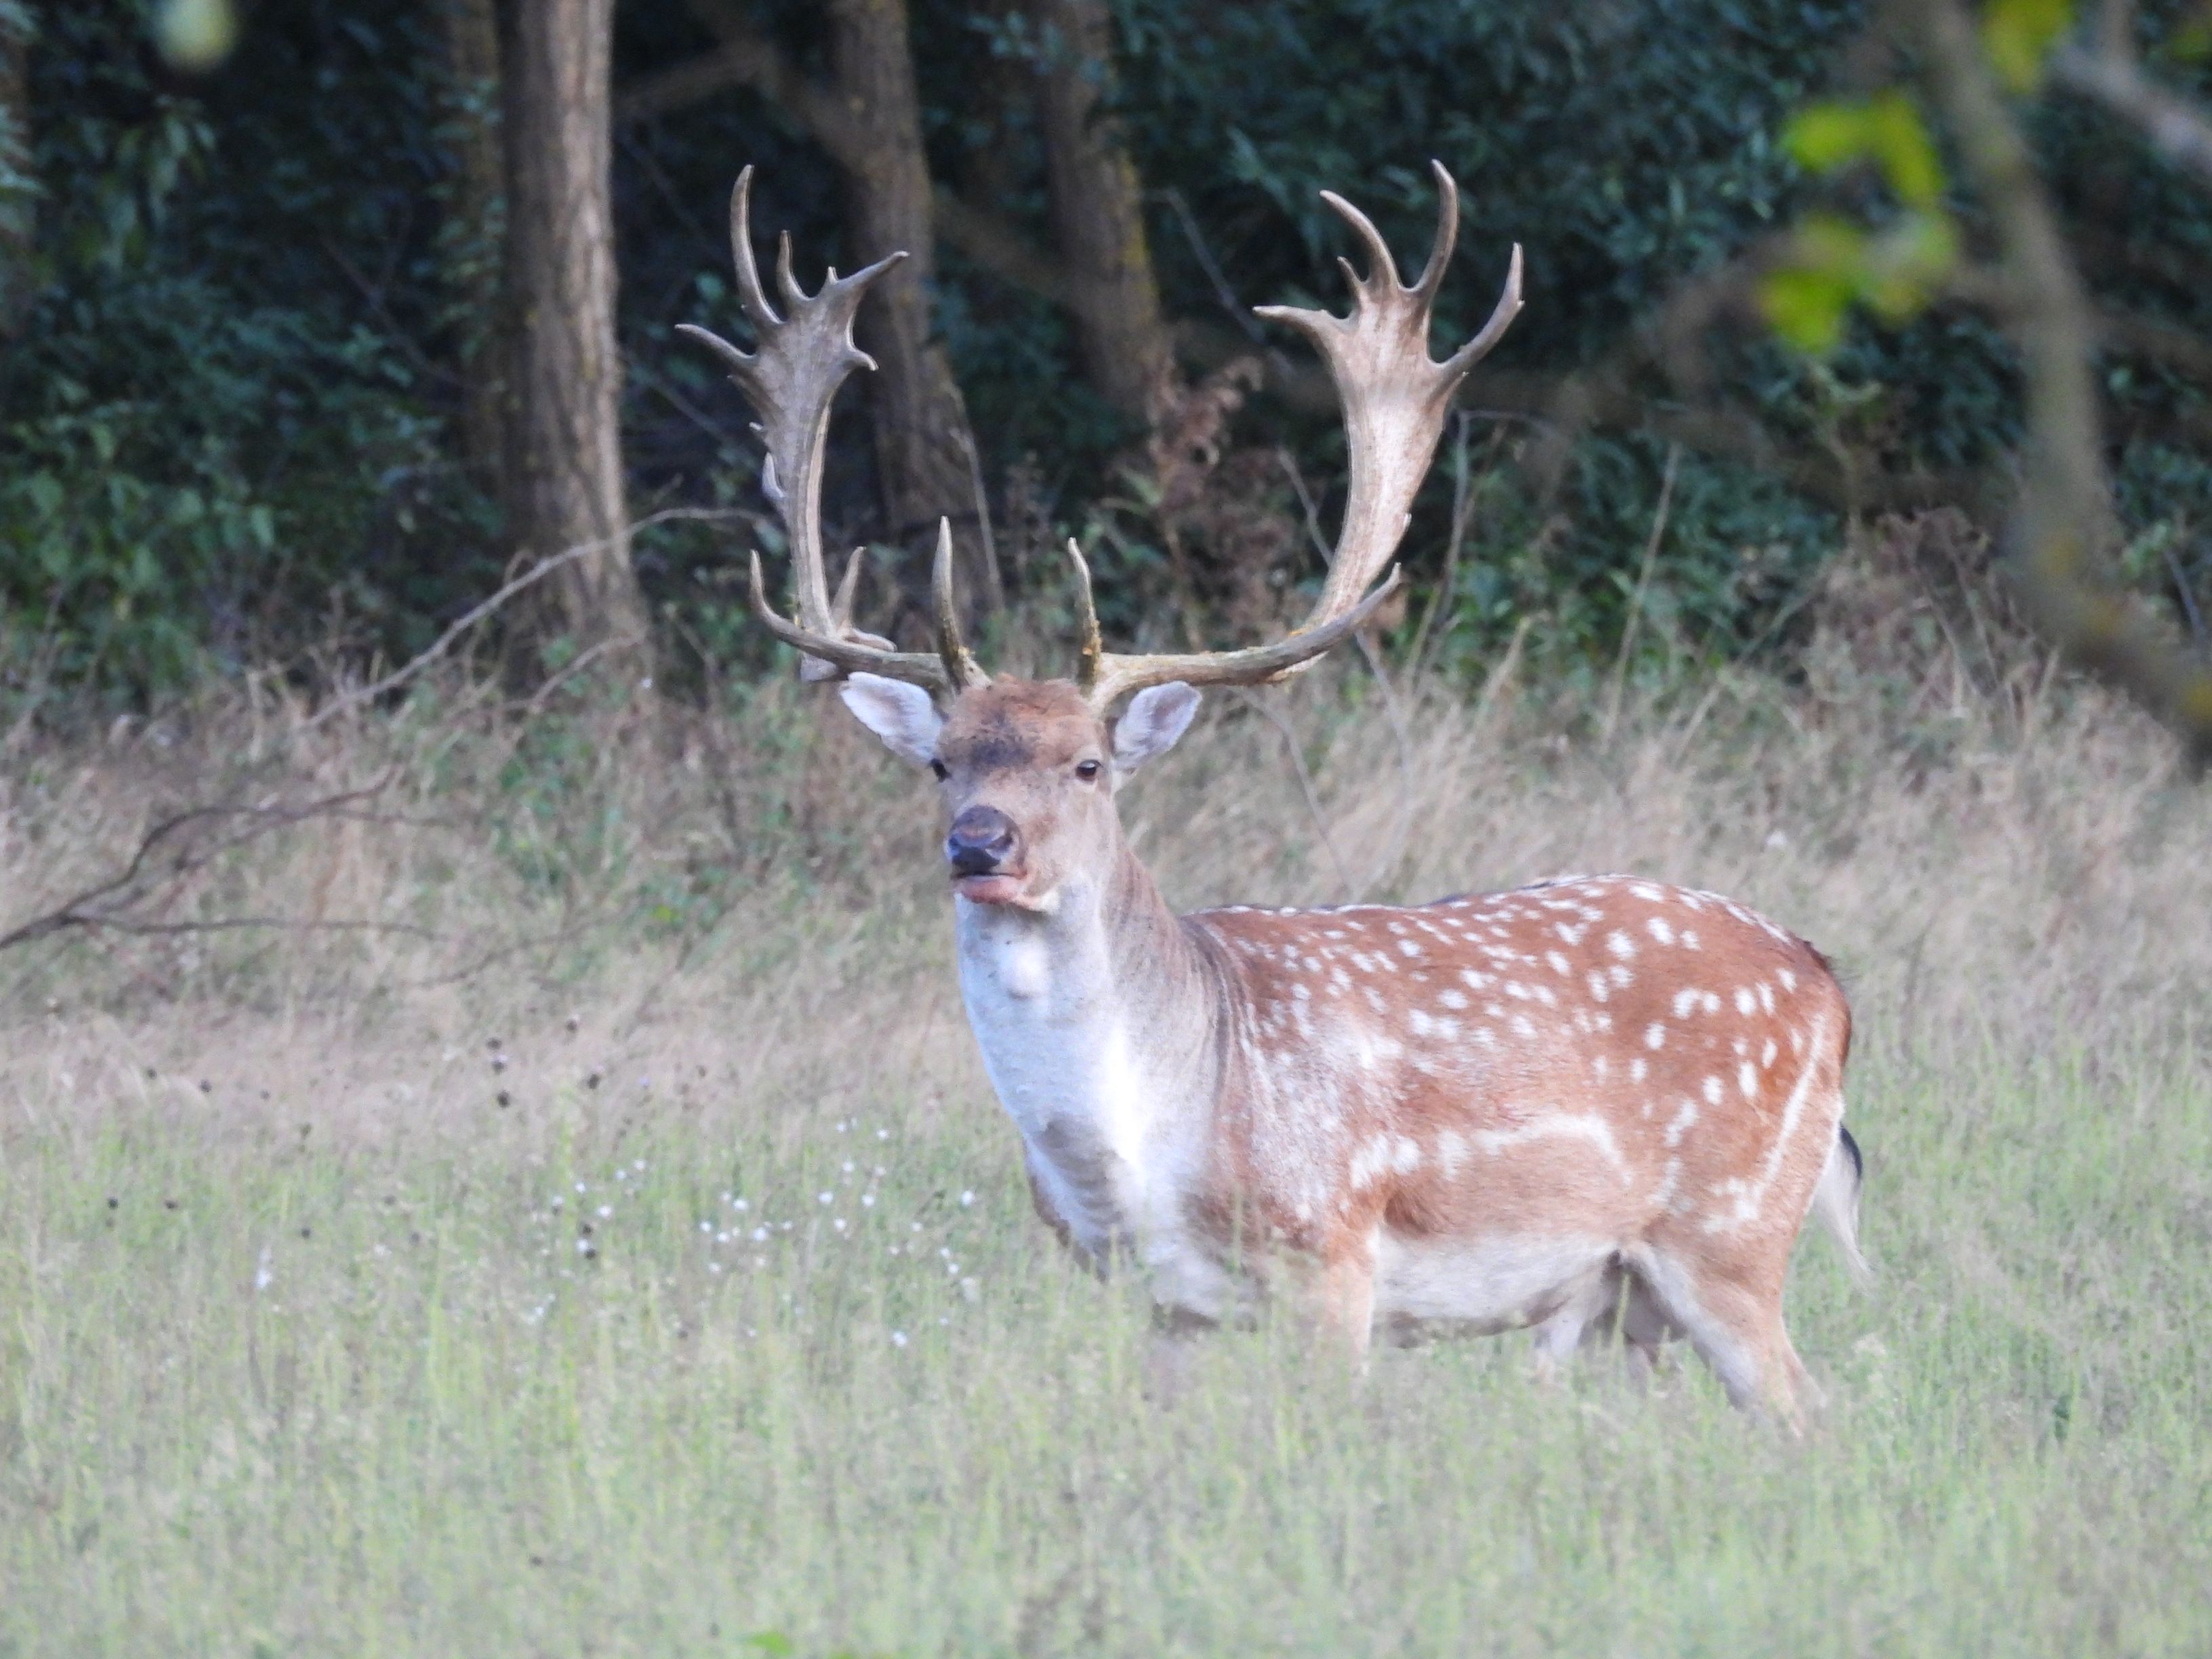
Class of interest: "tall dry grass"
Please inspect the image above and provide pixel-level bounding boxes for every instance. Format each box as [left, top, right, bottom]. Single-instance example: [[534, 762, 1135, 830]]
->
[[3, 632, 2203, 1143]]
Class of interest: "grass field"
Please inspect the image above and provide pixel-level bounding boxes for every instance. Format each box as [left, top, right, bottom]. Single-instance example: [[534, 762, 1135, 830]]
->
[[3, 663, 2209, 1654]]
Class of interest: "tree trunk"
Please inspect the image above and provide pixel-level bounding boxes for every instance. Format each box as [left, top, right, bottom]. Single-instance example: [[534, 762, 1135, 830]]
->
[[823, 0, 978, 558], [432, 0, 507, 495], [499, 0, 641, 647], [1031, 0, 1172, 421], [0, 1, 35, 335]]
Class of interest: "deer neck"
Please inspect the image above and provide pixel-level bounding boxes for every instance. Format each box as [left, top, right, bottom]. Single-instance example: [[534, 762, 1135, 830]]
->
[[951, 838, 1223, 1256]]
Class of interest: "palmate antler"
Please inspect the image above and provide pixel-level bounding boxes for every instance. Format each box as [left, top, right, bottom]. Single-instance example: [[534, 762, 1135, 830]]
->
[[679, 167, 966, 690], [688, 161, 1519, 710], [1069, 160, 1521, 712]]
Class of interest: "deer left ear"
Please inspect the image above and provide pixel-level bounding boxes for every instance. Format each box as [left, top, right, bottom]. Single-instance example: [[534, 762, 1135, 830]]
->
[[1111, 682, 1201, 776]]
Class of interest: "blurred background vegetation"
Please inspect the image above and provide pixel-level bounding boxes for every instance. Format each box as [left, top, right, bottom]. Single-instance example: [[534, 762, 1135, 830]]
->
[[2, 0, 2210, 732]]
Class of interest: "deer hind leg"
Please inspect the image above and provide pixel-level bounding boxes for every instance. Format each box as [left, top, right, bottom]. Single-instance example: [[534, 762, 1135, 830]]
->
[[1624, 1246, 1806, 1432], [1530, 1260, 1626, 1382], [1610, 1265, 1681, 1383]]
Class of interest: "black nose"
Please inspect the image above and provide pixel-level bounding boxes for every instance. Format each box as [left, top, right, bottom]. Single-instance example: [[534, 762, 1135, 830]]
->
[[945, 805, 1017, 876]]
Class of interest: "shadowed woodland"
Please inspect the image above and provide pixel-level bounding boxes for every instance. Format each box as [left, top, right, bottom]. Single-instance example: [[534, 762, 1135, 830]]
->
[[2, 0, 2211, 741]]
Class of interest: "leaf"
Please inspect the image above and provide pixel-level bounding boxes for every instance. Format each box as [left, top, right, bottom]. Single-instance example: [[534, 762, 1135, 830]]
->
[[1783, 94, 1946, 209], [1782, 100, 1876, 173], [1759, 266, 1858, 356], [1984, 0, 2076, 93]]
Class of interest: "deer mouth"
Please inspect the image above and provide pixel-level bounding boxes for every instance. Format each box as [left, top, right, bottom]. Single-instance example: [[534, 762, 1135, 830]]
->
[[951, 871, 1034, 907]]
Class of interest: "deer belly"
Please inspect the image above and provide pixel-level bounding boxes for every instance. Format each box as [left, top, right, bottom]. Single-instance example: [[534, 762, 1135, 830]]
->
[[1372, 1229, 1616, 1333]]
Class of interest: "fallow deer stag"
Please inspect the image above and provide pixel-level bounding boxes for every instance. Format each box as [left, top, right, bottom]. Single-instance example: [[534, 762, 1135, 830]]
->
[[684, 164, 1868, 1425]]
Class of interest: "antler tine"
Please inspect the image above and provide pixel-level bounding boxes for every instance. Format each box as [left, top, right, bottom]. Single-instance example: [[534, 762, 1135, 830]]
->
[[683, 169, 939, 687], [747, 551, 949, 690], [1064, 539, 1105, 693], [1316, 187, 1406, 300], [931, 518, 988, 691], [1412, 157, 1460, 300], [1074, 165, 1519, 714], [726, 165, 779, 331]]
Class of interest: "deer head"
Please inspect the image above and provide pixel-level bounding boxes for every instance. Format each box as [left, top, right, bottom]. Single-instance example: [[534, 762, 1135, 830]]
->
[[682, 163, 1521, 910]]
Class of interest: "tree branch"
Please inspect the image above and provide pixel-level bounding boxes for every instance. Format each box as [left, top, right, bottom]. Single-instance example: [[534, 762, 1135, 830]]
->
[[2052, 41, 2212, 190], [1917, 0, 2212, 758]]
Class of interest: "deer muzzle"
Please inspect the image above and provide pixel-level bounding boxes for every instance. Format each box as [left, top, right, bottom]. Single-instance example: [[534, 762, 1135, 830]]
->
[[945, 806, 1019, 879]]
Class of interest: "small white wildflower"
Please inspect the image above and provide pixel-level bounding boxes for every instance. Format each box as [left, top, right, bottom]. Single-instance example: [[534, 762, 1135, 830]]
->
[[959, 1191, 975, 1207], [575, 1239, 592, 1255], [861, 1193, 875, 1208], [832, 1217, 847, 1232], [708, 1262, 722, 1275], [890, 1330, 908, 1348], [876, 1128, 889, 1141], [842, 1160, 855, 1174], [633, 1160, 645, 1172], [699, 1221, 712, 1233], [946, 1262, 960, 1277], [596, 1204, 612, 1219], [817, 1191, 833, 1206], [752, 1227, 768, 1242], [575, 1182, 587, 1193], [733, 1198, 749, 1212]]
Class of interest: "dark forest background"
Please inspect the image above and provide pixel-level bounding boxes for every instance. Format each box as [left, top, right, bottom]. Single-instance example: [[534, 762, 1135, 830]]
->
[[3, 0, 2211, 732]]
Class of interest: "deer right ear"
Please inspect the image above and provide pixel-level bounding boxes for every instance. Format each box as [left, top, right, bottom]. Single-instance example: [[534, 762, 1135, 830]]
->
[[1111, 682, 1201, 775], [840, 673, 944, 768]]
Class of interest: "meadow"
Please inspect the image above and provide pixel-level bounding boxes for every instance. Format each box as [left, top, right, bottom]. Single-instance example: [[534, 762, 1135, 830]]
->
[[3, 640, 2210, 1656]]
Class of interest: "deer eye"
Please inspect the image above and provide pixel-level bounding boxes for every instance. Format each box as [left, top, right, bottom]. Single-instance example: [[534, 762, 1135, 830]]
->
[[929, 759, 949, 781], [1075, 759, 1102, 783]]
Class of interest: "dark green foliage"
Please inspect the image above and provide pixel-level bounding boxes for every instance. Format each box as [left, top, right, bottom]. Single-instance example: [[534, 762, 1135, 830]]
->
[[6, 0, 2212, 704], [1, 3, 486, 699]]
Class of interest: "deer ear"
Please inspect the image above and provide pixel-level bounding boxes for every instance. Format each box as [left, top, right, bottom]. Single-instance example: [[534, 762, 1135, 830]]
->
[[1112, 682, 1201, 775], [840, 673, 944, 767]]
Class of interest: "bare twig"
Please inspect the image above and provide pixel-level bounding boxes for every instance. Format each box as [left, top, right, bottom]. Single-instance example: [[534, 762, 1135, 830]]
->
[[1275, 445, 1417, 899], [1406, 414, 1488, 686], [2052, 40, 2212, 190], [1158, 187, 1267, 343], [0, 779, 400, 953], [953, 426, 1006, 613], [2165, 540, 2206, 642], [1603, 443, 1681, 743], [1918, 0, 2212, 760], [302, 506, 735, 732], [1231, 689, 1357, 901]]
